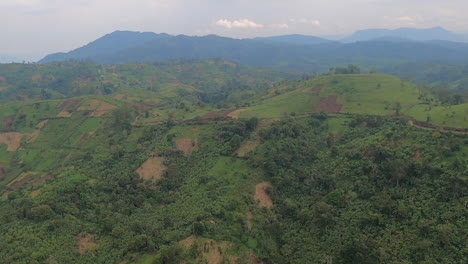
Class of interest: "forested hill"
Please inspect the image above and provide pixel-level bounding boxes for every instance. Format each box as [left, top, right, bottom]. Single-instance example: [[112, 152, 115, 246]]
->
[[0, 61, 466, 263], [39, 31, 468, 72]]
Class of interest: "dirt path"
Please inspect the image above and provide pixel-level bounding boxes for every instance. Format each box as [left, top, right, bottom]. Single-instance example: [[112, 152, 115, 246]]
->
[[254, 182, 273, 208]]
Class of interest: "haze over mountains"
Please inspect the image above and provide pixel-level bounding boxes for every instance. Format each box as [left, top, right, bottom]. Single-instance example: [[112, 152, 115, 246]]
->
[[38, 27, 468, 72]]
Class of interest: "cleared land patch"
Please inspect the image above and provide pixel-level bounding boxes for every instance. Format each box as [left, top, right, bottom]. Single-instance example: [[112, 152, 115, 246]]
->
[[0, 86, 7, 91], [31, 74, 41, 81], [0, 163, 7, 177], [2, 115, 13, 130], [318, 95, 342, 113], [0, 120, 48, 150], [254, 182, 273, 208], [0, 132, 27, 151], [176, 138, 197, 155], [77, 233, 98, 254], [136, 157, 166, 182], [227, 109, 246, 120], [8, 172, 37, 189], [91, 101, 117, 117], [58, 99, 81, 112]]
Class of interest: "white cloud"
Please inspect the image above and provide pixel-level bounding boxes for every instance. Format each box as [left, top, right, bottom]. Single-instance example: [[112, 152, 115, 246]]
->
[[397, 16, 416, 22], [290, 18, 321, 25], [215, 19, 264, 29], [271, 23, 289, 29]]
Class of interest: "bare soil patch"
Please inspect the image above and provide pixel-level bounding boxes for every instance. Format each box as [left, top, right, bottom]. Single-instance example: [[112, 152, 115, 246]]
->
[[0, 132, 27, 151], [9, 172, 36, 189], [31, 74, 41, 81], [0, 76, 6, 82], [77, 233, 98, 254], [79, 132, 93, 142], [77, 99, 100, 111], [318, 95, 342, 113], [91, 101, 117, 117], [227, 109, 246, 120], [414, 150, 422, 161], [3, 115, 13, 130], [136, 157, 166, 181], [179, 236, 235, 264], [312, 84, 324, 96], [32, 173, 53, 185], [176, 138, 197, 155], [58, 99, 81, 111], [0, 163, 7, 177], [0, 86, 7, 91], [254, 182, 273, 208]]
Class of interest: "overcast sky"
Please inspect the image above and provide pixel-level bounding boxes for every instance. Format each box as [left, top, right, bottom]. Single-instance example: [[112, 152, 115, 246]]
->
[[2, 0, 468, 61]]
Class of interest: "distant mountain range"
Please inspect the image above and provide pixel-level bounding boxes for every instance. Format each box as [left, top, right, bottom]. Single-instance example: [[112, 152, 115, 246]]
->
[[39, 27, 468, 72], [342, 27, 466, 43], [0, 55, 21, 63]]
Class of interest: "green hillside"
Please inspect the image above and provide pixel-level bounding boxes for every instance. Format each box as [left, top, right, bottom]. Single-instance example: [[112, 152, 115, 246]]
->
[[241, 73, 468, 128], [0, 64, 466, 264]]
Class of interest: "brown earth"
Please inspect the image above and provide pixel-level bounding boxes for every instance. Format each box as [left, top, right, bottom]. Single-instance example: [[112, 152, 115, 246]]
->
[[136, 157, 166, 181], [31, 74, 41, 81], [77, 233, 98, 254], [176, 138, 197, 155], [0, 120, 48, 150], [0, 76, 6, 82], [90, 101, 117, 117], [77, 99, 100, 111], [2, 115, 13, 130], [0, 86, 7, 91], [0, 163, 7, 177], [318, 95, 342, 113], [0, 132, 27, 151], [79, 132, 93, 142], [312, 84, 324, 96], [126, 101, 153, 111], [58, 99, 81, 111], [414, 150, 422, 161], [254, 182, 273, 208], [32, 173, 53, 185], [9, 172, 36, 189], [201, 110, 234, 119], [227, 109, 246, 120]]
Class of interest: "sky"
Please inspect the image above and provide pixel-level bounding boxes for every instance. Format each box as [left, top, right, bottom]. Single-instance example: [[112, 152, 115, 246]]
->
[[2, 0, 468, 61]]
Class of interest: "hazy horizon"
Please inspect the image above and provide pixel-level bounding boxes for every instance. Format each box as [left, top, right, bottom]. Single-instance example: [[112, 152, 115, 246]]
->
[[2, 0, 468, 61]]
